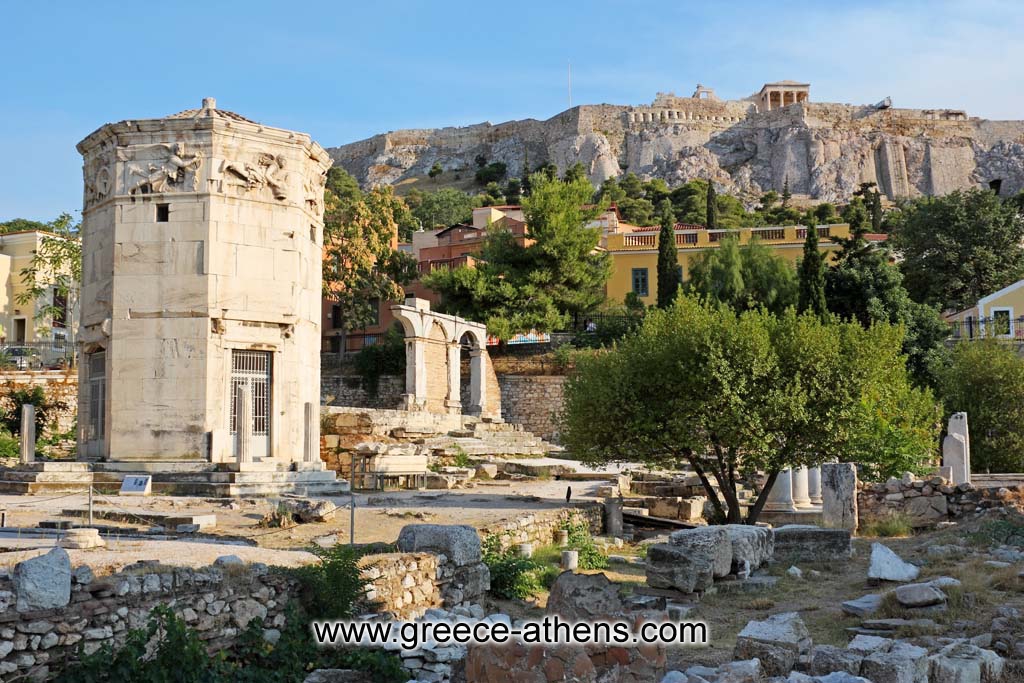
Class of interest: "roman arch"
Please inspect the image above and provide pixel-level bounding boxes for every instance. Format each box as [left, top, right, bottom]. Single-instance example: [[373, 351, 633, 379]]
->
[[390, 298, 497, 418]]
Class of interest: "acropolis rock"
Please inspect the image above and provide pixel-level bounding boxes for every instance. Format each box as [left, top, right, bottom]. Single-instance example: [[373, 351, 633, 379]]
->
[[329, 83, 1024, 203]]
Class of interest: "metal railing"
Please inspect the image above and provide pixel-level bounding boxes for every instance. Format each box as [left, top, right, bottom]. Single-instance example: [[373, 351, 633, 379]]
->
[[0, 341, 75, 370], [947, 316, 1024, 340]]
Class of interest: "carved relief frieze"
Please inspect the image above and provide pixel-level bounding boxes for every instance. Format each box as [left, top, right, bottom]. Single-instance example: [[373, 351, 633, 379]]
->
[[219, 151, 292, 201], [116, 142, 204, 195]]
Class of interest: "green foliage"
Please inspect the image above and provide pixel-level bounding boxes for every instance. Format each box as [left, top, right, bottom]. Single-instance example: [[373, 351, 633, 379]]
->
[[405, 187, 480, 229], [292, 544, 373, 619], [797, 223, 827, 319], [687, 236, 797, 315], [825, 225, 947, 386], [425, 174, 611, 339], [0, 431, 18, 459], [860, 512, 914, 538], [16, 212, 81, 341], [561, 520, 607, 570], [351, 327, 406, 397], [475, 162, 507, 185], [0, 384, 66, 438], [54, 604, 407, 683], [0, 218, 50, 234], [705, 181, 719, 229], [562, 296, 939, 524], [891, 189, 1024, 312], [655, 201, 680, 308], [933, 339, 1024, 472], [481, 535, 545, 600], [428, 162, 443, 179]]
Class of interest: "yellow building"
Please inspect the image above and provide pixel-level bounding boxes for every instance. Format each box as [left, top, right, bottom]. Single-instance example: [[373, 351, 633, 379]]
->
[[0, 231, 76, 343], [947, 279, 1024, 339], [605, 224, 851, 306]]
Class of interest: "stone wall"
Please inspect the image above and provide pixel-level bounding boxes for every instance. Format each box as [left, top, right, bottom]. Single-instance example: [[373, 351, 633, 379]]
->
[[858, 473, 1006, 527], [0, 550, 297, 680], [360, 552, 441, 620], [321, 373, 404, 410], [0, 370, 78, 437], [497, 375, 565, 443], [478, 505, 603, 554]]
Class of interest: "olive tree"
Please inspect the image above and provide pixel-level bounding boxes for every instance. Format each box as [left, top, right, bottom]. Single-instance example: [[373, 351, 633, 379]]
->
[[562, 296, 939, 524]]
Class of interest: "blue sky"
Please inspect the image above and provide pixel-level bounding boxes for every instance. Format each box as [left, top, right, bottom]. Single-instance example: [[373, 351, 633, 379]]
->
[[1, 0, 1021, 221]]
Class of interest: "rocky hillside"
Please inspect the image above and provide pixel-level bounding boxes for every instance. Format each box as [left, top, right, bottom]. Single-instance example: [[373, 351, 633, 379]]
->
[[328, 98, 1024, 204]]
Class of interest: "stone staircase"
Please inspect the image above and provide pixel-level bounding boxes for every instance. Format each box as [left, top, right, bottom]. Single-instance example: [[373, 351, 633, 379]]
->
[[416, 419, 552, 458]]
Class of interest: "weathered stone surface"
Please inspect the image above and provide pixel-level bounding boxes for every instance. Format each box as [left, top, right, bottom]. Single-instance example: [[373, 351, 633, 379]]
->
[[868, 543, 920, 583], [928, 642, 1004, 683], [302, 670, 375, 683], [284, 499, 338, 523], [811, 645, 864, 676], [545, 572, 626, 621], [645, 543, 714, 594], [734, 612, 811, 677], [773, 525, 852, 561], [847, 634, 893, 653], [861, 649, 928, 683], [716, 658, 762, 682], [821, 463, 858, 532], [14, 548, 71, 613], [839, 593, 888, 618], [724, 525, 774, 573], [396, 525, 481, 567], [668, 526, 732, 578], [894, 582, 947, 608]]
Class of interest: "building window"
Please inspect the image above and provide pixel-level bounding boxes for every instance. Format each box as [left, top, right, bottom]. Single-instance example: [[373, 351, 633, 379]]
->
[[310, 225, 317, 243], [676, 265, 683, 283], [331, 305, 342, 329], [631, 268, 649, 297], [368, 298, 380, 326], [156, 204, 170, 222], [52, 288, 67, 328], [992, 308, 1013, 337]]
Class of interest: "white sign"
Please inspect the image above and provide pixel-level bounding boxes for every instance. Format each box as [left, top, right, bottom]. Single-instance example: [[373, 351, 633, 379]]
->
[[120, 475, 152, 496]]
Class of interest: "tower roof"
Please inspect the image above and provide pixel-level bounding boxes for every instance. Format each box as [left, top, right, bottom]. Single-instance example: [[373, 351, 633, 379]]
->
[[165, 97, 255, 123]]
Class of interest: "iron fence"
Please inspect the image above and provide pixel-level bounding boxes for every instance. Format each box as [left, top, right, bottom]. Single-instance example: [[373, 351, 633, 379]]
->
[[0, 341, 75, 370], [947, 316, 1024, 340]]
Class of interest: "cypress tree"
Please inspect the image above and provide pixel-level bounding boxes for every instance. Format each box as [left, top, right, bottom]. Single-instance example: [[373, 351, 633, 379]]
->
[[798, 220, 828, 319], [706, 181, 719, 229], [656, 200, 680, 308]]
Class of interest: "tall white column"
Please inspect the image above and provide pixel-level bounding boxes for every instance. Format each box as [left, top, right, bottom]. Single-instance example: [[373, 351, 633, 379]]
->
[[20, 404, 35, 465], [792, 466, 813, 508], [764, 468, 797, 512], [445, 342, 462, 413], [807, 466, 823, 506], [303, 401, 318, 464], [403, 337, 428, 410], [236, 384, 252, 465], [469, 348, 487, 416]]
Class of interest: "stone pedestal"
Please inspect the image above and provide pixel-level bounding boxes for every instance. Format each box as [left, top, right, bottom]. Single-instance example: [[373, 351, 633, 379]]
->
[[561, 550, 579, 571], [792, 467, 813, 508], [604, 498, 624, 537], [764, 469, 797, 512], [807, 466, 823, 506], [821, 462, 858, 532], [942, 412, 971, 485]]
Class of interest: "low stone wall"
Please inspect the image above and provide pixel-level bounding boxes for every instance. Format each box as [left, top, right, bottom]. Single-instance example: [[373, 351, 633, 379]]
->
[[321, 373, 405, 410], [0, 370, 77, 438], [497, 375, 565, 443], [858, 473, 1011, 527], [479, 505, 603, 554], [0, 550, 297, 680], [361, 552, 441, 620]]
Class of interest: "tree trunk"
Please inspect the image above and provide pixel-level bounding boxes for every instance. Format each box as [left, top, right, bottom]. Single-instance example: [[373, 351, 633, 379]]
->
[[688, 457, 726, 522], [744, 469, 780, 525]]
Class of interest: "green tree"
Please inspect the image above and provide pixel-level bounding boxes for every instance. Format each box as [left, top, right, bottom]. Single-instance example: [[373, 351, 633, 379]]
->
[[797, 222, 827, 318], [891, 189, 1024, 312], [841, 196, 870, 233], [933, 339, 1024, 472], [406, 187, 479, 228], [16, 213, 81, 346], [562, 296, 938, 524], [428, 162, 443, 179], [706, 181, 719, 229], [322, 184, 417, 348], [475, 162, 507, 185], [655, 201, 680, 308], [424, 174, 611, 338], [504, 178, 522, 205], [781, 177, 792, 208], [687, 236, 797, 315], [562, 162, 588, 184], [0, 218, 49, 234]]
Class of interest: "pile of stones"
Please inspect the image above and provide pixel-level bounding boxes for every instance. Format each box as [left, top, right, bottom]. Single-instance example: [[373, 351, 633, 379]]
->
[[858, 472, 1002, 527]]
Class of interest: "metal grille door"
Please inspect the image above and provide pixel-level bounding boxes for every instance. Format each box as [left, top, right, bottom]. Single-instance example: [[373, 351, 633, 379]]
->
[[86, 351, 106, 457], [230, 350, 272, 459]]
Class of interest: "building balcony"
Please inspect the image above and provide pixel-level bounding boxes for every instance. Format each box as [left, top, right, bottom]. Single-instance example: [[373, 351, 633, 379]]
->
[[608, 224, 848, 251]]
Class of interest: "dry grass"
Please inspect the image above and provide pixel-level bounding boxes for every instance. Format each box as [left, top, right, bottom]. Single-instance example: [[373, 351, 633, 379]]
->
[[859, 512, 915, 538]]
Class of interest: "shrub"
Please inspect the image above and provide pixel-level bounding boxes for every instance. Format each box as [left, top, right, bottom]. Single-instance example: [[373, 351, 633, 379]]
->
[[0, 384, 67, 439], [481, 535, 550, 600], [352, 327, 405, 397], [561, 519, 607, 569], [292, 544, 372, 619], [860, 512, 914, 538], [0, 430, 18, 459]]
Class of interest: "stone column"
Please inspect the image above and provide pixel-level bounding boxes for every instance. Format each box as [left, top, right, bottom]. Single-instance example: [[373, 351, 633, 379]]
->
[[235, 384, 253, 465], [792, 466, 813, 508], [807, 466, 823, 506], [445, 342, 462, 413], [764, 468, 797, 512], [943, 412, 971, 484], [302, 401, 318, 464], [604, 498, 623, 537], [821, 462, 858, 532], [403, 337, 428, 410], [19, 404, 35, 465], [468, 348, 487, 416]]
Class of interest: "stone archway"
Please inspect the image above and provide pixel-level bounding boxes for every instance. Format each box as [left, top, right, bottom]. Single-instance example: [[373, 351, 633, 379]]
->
[[390, 298, 494, 418]]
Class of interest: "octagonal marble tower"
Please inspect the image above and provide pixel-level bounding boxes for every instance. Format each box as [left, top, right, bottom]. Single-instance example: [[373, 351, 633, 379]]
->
[[76, 98, 331, 466]]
